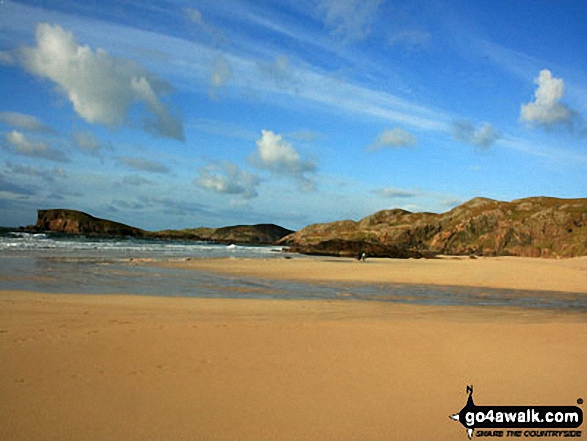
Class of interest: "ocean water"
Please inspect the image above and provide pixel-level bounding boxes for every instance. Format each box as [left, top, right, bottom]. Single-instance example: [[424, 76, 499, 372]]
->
[[1, 231, 586, 311], [0, 231, 284, 257]]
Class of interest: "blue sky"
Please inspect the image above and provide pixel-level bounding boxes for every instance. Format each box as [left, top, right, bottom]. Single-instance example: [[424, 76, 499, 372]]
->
[[1, 0, 586, 230]]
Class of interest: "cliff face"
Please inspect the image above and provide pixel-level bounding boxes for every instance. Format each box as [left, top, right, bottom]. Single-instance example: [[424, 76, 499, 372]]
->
[[279, 197, 587, 258], [36, 209, 146, 237], [35, 209, 292, 245]]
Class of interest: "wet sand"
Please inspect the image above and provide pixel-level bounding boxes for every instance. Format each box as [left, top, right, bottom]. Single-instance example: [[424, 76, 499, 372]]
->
[[157, 255, 587, 293], [1, 290, 585, 440]]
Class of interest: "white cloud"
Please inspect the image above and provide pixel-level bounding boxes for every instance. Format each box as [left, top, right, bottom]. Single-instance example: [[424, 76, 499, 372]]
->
[[0, 111, 54, 133], [368, 127, 417, 151], [452, 120, 501, 149], [196, 163, 260, 199], [317, 0, 382, 41], [3, 130, 68, 162], [72, 130, 105, 155], [118, 156, 170, 174], [252, 130, 316, 190], [520, 69, 573, 128], [6, 3, 451, 136], [19, 23, 184, 140]]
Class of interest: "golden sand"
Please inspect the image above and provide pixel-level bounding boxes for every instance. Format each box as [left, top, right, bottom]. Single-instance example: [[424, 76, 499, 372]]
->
[[156, 255, 587, 293], [1, 290, 585, 440]]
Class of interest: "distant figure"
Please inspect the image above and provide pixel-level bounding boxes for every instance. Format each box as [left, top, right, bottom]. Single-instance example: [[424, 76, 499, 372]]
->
[[360, 252, 366, 262]]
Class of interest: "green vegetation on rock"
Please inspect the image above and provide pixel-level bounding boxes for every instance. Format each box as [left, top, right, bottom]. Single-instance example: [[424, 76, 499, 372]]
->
[[278, 196, 587, 258]]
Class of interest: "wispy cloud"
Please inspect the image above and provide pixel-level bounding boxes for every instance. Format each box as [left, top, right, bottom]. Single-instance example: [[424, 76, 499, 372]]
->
[[19, 23, 184, 141], [375, 187, 421, 198], [258, 55, 300, 92], [0, 171, 36, 197], [184, 7, 228, 46], [3, 130, 68, 162], [316, 0, 382, 41], [0, 50, 14, 66], [118, 156, 170, 174], [120, 175, 154, 187], [188, 118, 258, 141], [5, 160, 67, 182], [140, 195, 215, 218], [0, 111, 55, 133], [388, 29, 431, 49], [452, 119, 501, 150], [195, 162, 260, 199], [209, 55, 232, 98], [72, 130, 108, 155], [367, 128, 417, 151], [498, 135, 587, 165], [5, 3, 451, 135]]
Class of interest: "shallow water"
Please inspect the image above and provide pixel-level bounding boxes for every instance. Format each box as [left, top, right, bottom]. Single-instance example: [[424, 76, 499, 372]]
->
[[1, 252, 586, 312], [2, 231, 586, 311]]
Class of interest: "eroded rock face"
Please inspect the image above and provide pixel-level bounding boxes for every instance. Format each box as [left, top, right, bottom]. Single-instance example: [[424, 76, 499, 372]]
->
[[36, 209, 145, 237], [279, 197, 587, 258]]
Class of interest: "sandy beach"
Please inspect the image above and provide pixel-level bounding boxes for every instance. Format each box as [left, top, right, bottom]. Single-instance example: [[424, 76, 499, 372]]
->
[[1, 287, 586, 440], [157, 255, 587, 293]]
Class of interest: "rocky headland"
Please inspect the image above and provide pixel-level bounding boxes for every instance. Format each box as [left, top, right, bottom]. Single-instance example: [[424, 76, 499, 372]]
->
[[279, 196, 587, 258], [32, 209, 293, 245], [35, 209, 146, 237]]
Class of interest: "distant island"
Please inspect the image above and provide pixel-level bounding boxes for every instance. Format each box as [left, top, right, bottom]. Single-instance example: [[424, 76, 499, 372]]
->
[[31, 209, 293, 246], [25, 196, 587, 258]]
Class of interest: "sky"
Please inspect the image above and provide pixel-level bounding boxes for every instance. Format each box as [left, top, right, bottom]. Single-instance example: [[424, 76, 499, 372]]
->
[[0, 0, 586, 231]]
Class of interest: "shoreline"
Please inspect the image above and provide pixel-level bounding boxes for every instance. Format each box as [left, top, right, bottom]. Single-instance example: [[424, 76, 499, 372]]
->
[[1, 291, 586, 440], [152, 255, 587, 293]]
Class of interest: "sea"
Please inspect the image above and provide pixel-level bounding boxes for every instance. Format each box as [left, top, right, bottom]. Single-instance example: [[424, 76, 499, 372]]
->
[[1, 230, 586, 312]]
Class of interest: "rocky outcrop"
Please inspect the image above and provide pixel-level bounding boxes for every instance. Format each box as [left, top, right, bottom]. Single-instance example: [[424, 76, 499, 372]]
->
[[197, 224, 293, 245], [34, 209, 292, 245], [36, 209, 146, 237], [279, 197, 587, 258], [155, 224, 293, 244], [286, 239, 428, 259]]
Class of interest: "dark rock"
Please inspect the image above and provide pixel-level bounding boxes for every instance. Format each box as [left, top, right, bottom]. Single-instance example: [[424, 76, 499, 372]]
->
[[285, 239, 426, 259]]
